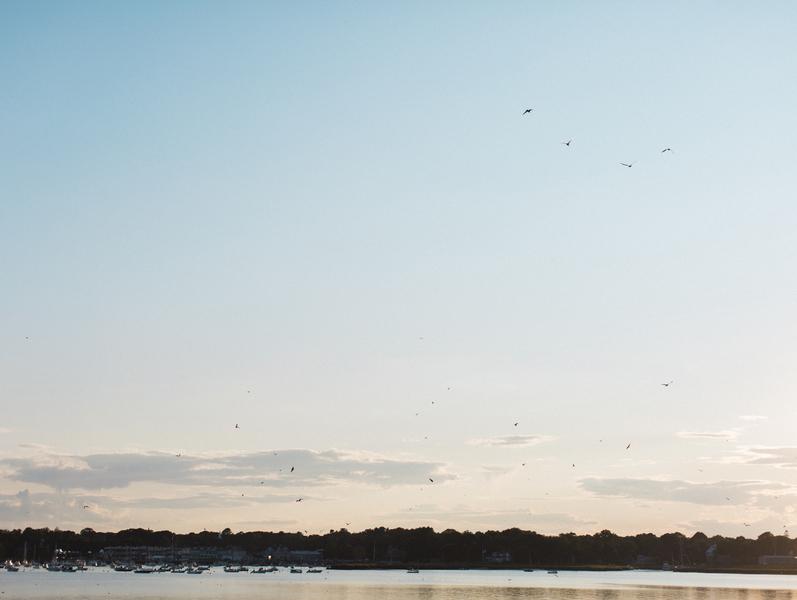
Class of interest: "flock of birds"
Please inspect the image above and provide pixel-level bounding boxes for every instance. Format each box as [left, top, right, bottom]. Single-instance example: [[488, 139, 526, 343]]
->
[[522, 106, 673, 166]]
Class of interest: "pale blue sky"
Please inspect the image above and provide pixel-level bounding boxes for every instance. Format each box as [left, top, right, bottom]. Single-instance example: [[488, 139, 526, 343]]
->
[[2, 2, 797, 535]]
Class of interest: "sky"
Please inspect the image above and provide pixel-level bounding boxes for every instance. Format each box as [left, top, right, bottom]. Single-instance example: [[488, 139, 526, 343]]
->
[[2, 1, 797, 537]]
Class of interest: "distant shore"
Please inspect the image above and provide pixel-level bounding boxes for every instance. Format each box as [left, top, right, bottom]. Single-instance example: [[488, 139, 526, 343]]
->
[[330, 563, 797, 576]]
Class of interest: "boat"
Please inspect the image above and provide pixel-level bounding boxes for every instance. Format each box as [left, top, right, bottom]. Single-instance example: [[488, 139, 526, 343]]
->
[[114, 564, 135, 572], [46, 564, 63, 572], [171, 567, 187, 573], [61, 565, 78, 572], [290, 567, 302, 573], [547, 570, 558, 575], [134, 567, 155, 574], [186, 568, 202, 574], [406, 568, 419, 574], [523, 568, 534, 572], [223, 566, 241, 573], [307, 568, 323, 573], [6, 565, 19, 572]]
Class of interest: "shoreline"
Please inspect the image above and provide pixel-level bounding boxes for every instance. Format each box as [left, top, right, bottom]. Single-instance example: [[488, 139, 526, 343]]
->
[[329, 564, 797, 576]]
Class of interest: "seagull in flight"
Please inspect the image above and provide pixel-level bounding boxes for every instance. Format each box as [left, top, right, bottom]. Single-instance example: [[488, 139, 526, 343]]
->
[[82, 505, 90, 509], [514, 422, 519, 427], [562, 139, 572, 147], [234, 424, 240, 429], [429, 478, 434, 483], [661, 148, 672, 153], [290, 466, 295, 473], [522, 108, 533, 115], [295, 498, 303, 502], [620, 162, 635, 168], [626, 443, 631, 450], [661, 380, 673, 387]]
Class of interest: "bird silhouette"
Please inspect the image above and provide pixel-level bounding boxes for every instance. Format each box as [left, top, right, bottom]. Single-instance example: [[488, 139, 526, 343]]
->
[[82, 505, 90, 509], [296, 498, 303, 502], [661, 148, 672, 153], [429, 478, 434, 483], [523, 108, 533, 115], [290, 466, 295, 473], [562, 139, 572, 147], [626, 443, 631, 450], [514, 422, 519, 427], [234, 424, 240, 429], [661, 380, 673, 387], [620, 162, 634, 168]]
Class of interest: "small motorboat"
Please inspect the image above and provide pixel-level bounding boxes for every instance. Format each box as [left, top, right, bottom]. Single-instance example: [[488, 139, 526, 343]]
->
[[134, 567, 155, 574], [306, 568, 323, 573], [406, 568, 419, 574], [290, 567, 302, 573]]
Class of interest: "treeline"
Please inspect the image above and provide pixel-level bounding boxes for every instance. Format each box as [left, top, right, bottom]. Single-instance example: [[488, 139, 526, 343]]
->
[[0, 526, 794, 567]]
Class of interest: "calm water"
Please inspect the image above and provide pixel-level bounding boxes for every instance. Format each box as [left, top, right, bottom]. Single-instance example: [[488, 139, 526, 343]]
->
[[3, 568, 797, 599]]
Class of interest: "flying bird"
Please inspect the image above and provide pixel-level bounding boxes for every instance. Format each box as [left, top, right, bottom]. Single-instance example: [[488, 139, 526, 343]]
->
[[234, 424, 240, 429], [82, 505, 90, 509], [661, 380, 673, 387], [620, 162, 634, 168], [744, 523, 751, 527], [175, 453, 182, 457], [514, 422, 519, 427], [290, 466, 295, 473], [522, 108, 533, 115], [429, 478, 434, 483], [661, 148, 672, 153], [626, 443, 631, 450], [296, 498, 303, 502], [562, 139, 572, 147]]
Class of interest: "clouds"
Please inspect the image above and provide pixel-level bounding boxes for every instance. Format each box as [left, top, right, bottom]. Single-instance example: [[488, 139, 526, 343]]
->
[[676, 430, 738, 440], [745, 447, 797, 469], [0, 449, 452, 491], [469, 435, 554, 448], [580, 477, 788, 506]]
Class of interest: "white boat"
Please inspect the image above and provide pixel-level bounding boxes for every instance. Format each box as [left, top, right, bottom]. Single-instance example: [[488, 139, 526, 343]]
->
[[114, 564, 135, 572], [547, 569, 558, 575], [134, 567, 155, 574], [406, 568, 419, 574], [5, 565, 19, 572], [290, 567, 302, 573], [306, 568, 323, 573]]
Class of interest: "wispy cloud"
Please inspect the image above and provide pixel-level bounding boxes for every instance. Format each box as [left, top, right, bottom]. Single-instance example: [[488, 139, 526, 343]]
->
[[0, 449, 453, 491], [580, 477, 788, 506], [468, 435, 554, 448], [744, 447, 797, 469], [676, 430, 739, 440]]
